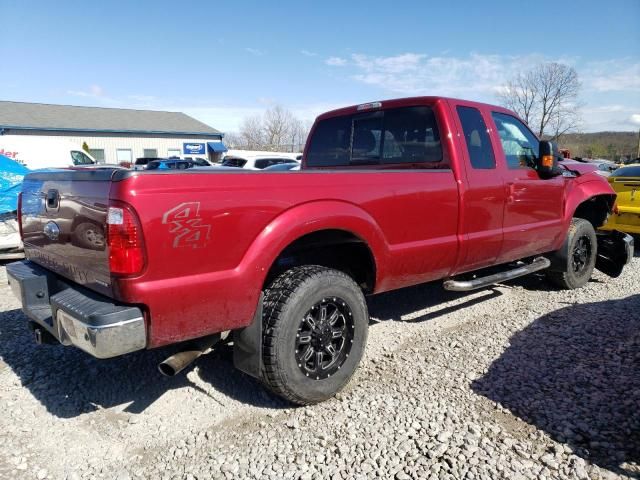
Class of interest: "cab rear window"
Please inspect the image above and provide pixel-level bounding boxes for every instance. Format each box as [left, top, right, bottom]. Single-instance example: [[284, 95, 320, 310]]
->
[[306, 106, 444, 168]]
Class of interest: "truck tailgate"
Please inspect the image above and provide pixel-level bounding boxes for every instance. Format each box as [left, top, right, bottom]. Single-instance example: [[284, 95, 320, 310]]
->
[[20, 169, 116, 296]]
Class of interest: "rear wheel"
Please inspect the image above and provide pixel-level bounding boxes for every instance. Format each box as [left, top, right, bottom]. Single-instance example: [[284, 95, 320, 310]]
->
[[546, 218, 597, 289], [262, 266, 368, 405]]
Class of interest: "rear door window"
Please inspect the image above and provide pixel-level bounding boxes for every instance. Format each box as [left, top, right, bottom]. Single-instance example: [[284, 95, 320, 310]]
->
[[306, 105, 444, 168], [456, 106, 495, 169], [382, 106, 442, 164]]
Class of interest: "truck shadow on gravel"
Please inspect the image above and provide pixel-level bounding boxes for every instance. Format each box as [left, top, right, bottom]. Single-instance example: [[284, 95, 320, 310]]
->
[[0, 279, 504, 418], [0, 308, 285, 418], [472, 294, 640, 477], [367, 281, 502, 323]]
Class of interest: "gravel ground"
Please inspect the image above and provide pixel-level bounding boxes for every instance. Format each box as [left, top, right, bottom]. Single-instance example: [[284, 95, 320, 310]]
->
[[0, 256, 638, 480]]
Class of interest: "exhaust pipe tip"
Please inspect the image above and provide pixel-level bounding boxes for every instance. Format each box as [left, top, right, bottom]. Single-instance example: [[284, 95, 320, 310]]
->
[[157, 334, 221, 377], [158, 361, 178, 377]]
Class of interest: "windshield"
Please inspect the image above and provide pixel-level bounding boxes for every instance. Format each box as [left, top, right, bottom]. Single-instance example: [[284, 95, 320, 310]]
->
[[70, 150, 95, 165]]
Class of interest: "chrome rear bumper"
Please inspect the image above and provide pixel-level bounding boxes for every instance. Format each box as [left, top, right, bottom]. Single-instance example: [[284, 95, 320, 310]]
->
[[6, 260, 146, 358]]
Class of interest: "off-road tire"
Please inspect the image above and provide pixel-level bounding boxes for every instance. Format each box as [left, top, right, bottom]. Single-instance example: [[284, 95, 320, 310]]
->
[[261, 265, 369, 405], [546, 218, 597, 289]]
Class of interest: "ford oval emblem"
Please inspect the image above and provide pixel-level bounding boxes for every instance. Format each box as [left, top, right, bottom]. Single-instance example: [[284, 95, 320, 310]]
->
[[44, 221, 60, 241]]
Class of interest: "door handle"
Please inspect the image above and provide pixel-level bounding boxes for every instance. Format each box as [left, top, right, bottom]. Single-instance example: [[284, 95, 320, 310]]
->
[[506, 182, 515, 203]]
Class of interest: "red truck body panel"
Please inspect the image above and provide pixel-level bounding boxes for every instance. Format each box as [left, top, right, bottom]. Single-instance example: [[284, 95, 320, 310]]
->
[[19, 96, 618, 349], [112, 168, 460, 346]]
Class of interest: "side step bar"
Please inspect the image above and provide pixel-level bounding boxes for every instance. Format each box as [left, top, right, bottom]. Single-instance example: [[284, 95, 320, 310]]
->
[[443, 257, 551, 292]]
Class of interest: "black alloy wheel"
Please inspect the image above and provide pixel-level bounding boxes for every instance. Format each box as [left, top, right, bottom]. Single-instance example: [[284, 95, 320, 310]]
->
[[295, 297, 354, 380]]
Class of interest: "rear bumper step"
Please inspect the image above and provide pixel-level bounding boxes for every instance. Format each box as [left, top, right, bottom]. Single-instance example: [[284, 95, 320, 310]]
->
[[6, 260, 146, 359], [443, 257, 551, 292]]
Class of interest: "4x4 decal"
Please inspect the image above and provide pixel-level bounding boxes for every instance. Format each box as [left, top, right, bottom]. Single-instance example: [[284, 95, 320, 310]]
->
[[162, 202, 211, 248]]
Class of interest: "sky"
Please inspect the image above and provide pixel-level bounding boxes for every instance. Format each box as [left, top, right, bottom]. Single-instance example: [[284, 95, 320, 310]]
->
[[1, 0, 639, 134]]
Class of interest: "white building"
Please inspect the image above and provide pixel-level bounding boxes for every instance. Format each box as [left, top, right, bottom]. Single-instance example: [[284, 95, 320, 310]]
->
[[0, 101, 227, 165]]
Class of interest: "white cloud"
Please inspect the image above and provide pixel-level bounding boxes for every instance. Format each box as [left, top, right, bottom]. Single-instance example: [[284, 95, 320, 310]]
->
[[343, 52, 550, 97], [245, 47, 264, 56], [300, 49, 317, 57], [580, 104, 640, 131], [67, 84, 105, 98], [584, 59, 640, 92], [326, 56, 347, 67]]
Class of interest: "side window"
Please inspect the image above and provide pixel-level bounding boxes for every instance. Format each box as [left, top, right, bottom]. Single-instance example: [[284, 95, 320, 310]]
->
[[456, 106, 495, 169], [306, 116, 351, 167], [382, 106, 442, 164], [254, 159, 269, 169], [491, 112, 539, 170], [70, 150, 94, 165], [351, 114, 383, 165]]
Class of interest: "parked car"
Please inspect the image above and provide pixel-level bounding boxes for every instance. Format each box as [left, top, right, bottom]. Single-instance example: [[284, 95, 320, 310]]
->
[[600, 164, 640, 235], [133, 157, 163, 171], [588, 159, 619, 177], [263, 163, 300, 171], [221, 155, 299, 170], [0, 135, 96, 169], [182, 156, 211, 166], [146, 159, 196, 170], [7, 96, 633, 406]]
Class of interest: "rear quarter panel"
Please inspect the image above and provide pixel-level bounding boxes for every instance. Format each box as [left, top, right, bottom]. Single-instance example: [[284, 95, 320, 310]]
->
[[112, 169, 459, 347]]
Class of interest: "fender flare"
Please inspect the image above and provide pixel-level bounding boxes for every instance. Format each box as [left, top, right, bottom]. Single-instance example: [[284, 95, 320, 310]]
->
[[236, 200, 390, 289], [232, 200, 389, 379]]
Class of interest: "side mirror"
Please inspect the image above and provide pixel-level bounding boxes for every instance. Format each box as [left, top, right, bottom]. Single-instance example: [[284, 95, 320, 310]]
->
[[536, 141, 558, 179]]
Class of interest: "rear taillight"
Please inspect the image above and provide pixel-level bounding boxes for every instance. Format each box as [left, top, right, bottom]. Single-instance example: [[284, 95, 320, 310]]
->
[[107, 203, 145, 275], [17, 192, 23, 239]]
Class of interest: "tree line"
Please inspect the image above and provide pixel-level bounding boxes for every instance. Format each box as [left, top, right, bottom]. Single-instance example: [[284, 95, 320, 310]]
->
[[225, 106, 310, 153]]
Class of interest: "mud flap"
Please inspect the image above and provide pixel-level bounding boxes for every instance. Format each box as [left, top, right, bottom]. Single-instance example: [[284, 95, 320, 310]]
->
[[233, 293, 263, 379], [595, 231, 634, 278]]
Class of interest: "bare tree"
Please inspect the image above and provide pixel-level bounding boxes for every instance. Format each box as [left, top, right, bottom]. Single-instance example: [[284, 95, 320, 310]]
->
[[229, 106, 311, 152], [498, 62, 581, 140], [238, 115, 265, 149], [263, 106, 296, 150]]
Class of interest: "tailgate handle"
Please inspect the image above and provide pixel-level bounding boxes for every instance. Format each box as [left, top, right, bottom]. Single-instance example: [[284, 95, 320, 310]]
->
[[46, 189, 59, 209]]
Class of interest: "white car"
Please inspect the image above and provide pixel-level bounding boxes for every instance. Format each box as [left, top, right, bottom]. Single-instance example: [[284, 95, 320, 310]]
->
[[0, 135, 96, 169]]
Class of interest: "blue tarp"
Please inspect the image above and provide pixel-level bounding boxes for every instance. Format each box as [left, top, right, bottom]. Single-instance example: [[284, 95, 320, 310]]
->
[[0, 154, 29, 214]]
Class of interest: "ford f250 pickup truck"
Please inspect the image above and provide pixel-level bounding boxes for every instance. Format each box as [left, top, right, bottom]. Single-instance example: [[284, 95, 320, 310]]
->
[[6, 97, 634, 405]]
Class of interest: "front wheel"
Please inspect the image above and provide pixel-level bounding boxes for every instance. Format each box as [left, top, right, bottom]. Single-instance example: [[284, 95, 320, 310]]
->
[[546, 218, 597, 289], [261, 266, 369, 405]]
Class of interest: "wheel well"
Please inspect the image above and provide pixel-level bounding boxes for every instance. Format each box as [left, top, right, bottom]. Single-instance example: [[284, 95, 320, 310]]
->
[[265, 229, 376, 293], [573, 195, 614, 229]]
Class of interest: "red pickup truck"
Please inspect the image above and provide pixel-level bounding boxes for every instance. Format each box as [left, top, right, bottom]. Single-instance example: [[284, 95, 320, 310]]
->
[[7, 97, 634, 405]]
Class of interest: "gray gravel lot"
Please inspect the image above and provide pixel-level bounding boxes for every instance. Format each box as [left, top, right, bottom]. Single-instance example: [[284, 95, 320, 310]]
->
[[0, 257, 638, 480]]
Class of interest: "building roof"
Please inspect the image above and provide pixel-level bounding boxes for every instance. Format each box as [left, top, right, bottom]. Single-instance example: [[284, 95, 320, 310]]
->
[[0, 101, 222, 136]]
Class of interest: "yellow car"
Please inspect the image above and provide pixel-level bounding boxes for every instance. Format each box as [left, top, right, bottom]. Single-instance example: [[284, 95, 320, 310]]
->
[[601, 164, 640, 234]]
